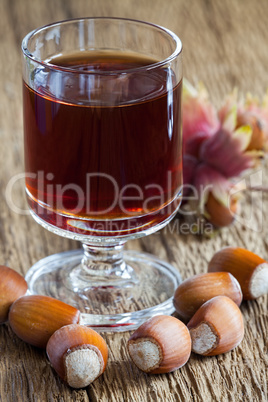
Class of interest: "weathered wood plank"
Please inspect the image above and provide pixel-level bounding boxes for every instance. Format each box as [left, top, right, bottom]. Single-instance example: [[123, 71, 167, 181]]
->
[[0, 0, 267, 401]]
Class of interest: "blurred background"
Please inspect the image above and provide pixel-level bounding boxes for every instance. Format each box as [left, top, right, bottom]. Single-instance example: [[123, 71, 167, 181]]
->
[[2, 0, 268, 104]]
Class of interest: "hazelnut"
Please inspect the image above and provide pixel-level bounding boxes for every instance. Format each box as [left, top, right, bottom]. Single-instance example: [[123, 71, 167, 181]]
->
[[46, 324, 108, 388], [0, 265, 28, 323], [173, 272, 242, 321], [187, 295, 244, 356], [205, 192, 238, 228], [127, 315, 191, 374], [208, 247, 268, 299], [8, 295, 80, 348]]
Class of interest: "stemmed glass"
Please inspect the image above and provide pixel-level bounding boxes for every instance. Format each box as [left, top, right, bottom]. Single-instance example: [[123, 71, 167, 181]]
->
[[22, 17, 183, 331]]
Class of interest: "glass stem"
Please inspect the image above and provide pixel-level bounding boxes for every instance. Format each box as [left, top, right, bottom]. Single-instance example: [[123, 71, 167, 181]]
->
[[69, 242, 137, 289], [81, 242, 129, 278]]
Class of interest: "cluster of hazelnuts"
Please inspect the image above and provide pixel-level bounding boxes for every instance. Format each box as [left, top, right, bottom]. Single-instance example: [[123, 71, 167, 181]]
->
[[0, 247, 267, 388]]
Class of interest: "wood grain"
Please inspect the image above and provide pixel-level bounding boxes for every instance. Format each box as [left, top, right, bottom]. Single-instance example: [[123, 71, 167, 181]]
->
[[0, 0, 267, 401]]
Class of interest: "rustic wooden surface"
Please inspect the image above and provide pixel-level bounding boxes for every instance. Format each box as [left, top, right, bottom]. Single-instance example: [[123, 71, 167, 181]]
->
[[0, 0, 268, 401]]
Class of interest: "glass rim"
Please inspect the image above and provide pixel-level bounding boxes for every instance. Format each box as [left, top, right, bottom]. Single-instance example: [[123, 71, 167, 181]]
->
[[21, 17, 182, 75]]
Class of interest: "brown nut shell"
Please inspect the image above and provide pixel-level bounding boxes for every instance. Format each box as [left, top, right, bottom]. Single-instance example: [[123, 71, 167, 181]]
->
[[208, 247, 268, 299], [127, 315, 191, 374], [9, 295, 80, 348], [187, 295, 244, 356], [205, 193, 238, 228], [0, 265, 28, 323], [237, 111, 265, 151], [173, 272, 242, 321], [46, 324, 108, 388]]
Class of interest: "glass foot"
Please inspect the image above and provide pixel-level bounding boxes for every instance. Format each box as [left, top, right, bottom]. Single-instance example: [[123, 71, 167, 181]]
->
[[25, 249, 181, 332]]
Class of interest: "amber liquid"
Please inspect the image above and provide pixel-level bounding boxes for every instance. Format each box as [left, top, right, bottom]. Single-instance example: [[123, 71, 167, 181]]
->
[[23, 51, 182, 236]]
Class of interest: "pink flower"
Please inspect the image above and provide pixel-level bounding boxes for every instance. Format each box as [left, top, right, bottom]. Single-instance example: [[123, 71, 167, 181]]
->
[[181, 80, 266, 228], [182, 80, 220, 151], [219, 90, 268, 151], [199, 125, 255, 178], [238, 94, 268, 151]]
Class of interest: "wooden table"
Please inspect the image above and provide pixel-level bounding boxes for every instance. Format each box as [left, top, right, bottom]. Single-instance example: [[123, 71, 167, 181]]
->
[[1, 0, 267, 400]]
